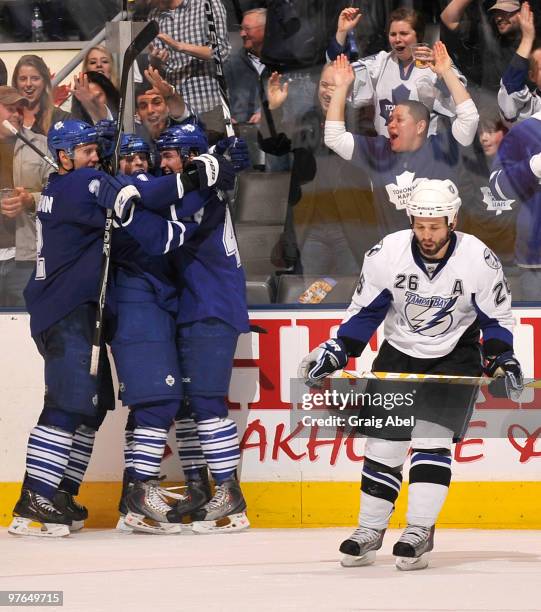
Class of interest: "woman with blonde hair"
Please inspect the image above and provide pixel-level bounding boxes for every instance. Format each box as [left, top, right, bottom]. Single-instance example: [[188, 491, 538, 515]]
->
[[12, 54, 71, 136], [82, 45, 119, 89]]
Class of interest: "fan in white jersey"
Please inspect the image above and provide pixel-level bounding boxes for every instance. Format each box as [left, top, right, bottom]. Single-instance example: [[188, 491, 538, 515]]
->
[[299, 179, 523, 571]]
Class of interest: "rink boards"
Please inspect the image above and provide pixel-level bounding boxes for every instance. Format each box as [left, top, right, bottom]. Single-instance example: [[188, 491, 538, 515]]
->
[[1, 309, 541, 528]]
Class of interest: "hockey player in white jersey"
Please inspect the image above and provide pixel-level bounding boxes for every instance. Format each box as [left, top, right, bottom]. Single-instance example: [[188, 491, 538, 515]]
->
[[299, 179, 523, 570]]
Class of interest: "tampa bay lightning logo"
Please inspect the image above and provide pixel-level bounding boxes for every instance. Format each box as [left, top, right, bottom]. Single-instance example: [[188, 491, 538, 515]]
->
[[379, 84, 411, 125], [366, 241, 383, 257], [404, 292, 457, 337], [484, 248, 502, 270]]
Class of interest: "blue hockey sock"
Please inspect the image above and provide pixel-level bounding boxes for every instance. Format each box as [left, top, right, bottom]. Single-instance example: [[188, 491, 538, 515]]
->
[[196, 418, 240, 484], [124, 427, 136, 478], [132, 427, 168, 481], [24, 425, 74, 500], [59, 425, 96, 496], [175, 418, 207, 480]]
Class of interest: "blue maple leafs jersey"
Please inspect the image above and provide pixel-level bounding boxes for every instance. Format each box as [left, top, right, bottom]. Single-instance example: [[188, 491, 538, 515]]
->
[[339, 230, 514, 359], [350, 132, 460, 235], [121, 174, 249, 333], [24, 168, 109, 337]]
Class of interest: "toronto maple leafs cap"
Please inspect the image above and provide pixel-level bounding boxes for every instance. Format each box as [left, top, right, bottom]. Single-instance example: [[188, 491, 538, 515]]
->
[[488, 0, 520, 12]]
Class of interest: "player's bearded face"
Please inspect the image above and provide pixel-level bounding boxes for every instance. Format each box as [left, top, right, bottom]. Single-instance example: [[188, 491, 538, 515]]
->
[[412, 217, 453, 258]]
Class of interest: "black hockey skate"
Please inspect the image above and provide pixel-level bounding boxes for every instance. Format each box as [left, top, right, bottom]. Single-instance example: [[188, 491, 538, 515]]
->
[[166, 467, 213, 525], [339, 527, 386, 567], [53, 490, 88, 532], [393, 524, 435, 570], [125, 478, 182, 534], [191, 476, 249, 534], [8, 488, 71, 537], [116, 470, 135, 532]]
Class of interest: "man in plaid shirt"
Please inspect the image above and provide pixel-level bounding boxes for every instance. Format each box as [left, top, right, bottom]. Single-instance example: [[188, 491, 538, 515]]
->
[[150, 0, 231, 139]]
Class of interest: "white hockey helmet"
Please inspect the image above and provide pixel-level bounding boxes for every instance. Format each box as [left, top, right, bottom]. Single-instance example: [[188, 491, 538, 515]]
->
[[406, 179, 461, 224]]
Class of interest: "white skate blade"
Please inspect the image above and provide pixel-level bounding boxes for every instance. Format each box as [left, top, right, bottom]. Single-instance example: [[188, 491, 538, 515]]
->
[[192, 512, 250, 534], [69, 519, 84, 532], [340, 550, 376, 567], [395, 552, 430, 571], [115, 515, 134, 533], [125, 511, 181, 535], [8, 516, 70, 538]]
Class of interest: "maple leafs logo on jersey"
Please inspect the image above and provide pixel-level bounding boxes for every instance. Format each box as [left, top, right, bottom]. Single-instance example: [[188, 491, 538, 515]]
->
[[404, 292, 457, 337], [480, 186, 514, 214], [385, 171, 421, 210], [379, 84, 411, 125]]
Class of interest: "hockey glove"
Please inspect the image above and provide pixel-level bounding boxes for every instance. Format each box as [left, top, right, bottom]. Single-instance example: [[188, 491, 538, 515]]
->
[[485, 351, 524, 401], [298, 338, 348, 387], [213, 136, 251, 172], [184, 153, 236, 191], [97, 174, 140, 222]]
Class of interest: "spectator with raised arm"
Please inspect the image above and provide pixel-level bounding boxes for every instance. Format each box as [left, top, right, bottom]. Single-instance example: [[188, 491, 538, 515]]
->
[[497, 1, 541, 123], [149, 0, 231, 138], [440, 0, 523, 100], [324, 47, 478, 237], [328, 7, 467, 138]]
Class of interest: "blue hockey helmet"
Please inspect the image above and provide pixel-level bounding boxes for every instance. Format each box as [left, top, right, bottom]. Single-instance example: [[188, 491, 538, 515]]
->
[[48, 119, 98, 160], [156, 123, 208, 158], [120, 133, 151, 157]]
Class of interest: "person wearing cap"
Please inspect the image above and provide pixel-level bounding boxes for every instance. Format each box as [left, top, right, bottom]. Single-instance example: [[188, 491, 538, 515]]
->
[[497, 1, 541, 123], [0, 86, 52, 306], [299, 177, 521, 571], [440, 0, 523, 100]]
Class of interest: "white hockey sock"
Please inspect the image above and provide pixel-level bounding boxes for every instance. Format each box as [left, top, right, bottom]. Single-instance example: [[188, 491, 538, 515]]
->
[[406, 451, 452, 527], [175, 418, 206, 479], [132, 427, 168, 480], [196, 418, 240, 483], [25, 425, 73, 500], [359, 463, 403, 530], [124, 428, 134, 473]]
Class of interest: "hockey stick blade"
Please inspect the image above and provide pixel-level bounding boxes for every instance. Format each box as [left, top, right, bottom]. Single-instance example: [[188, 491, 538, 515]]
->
[[90, 20, 158, 376], [2, 120, 58, 170]]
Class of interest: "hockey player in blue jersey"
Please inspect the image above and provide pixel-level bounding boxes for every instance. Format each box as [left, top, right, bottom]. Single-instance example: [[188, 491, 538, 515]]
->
[[100, 124, 251, 533], [299, 179, 523, 570], [8, 119, 117, 537], [119, 133, 151, 176]]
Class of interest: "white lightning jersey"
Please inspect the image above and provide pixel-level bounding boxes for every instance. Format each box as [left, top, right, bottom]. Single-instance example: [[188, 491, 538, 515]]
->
[[339, 230, 514, 359]]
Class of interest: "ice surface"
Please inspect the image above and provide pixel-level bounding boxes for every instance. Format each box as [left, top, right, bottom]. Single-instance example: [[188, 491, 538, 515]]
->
[[1, 528, 540, 612]]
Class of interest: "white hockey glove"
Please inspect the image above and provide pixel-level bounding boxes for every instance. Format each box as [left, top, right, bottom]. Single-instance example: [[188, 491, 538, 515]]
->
[[97, 174, 140, 222], [485, 351, 524, 401], [298, 338, 348, 387]]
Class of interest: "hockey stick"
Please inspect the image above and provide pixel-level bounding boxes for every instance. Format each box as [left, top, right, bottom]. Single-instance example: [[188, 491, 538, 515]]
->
[[204, 1, 235, 139], [2, 120, 58, 170], [341, 370, 541, 388], [90, 19, 159, 376]]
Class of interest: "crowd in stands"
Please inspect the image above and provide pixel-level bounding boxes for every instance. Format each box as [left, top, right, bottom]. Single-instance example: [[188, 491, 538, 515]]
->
[[0, 0, 540, 307]]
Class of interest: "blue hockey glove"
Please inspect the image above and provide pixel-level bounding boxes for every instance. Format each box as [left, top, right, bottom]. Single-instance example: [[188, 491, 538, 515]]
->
[[485, 351, 524, 401], [213, 136, 251, 172], [95, 119, 116, 159], [97, 174, 140, 222], [185, 153, 236, 191], [298, 338, 348, 387]]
